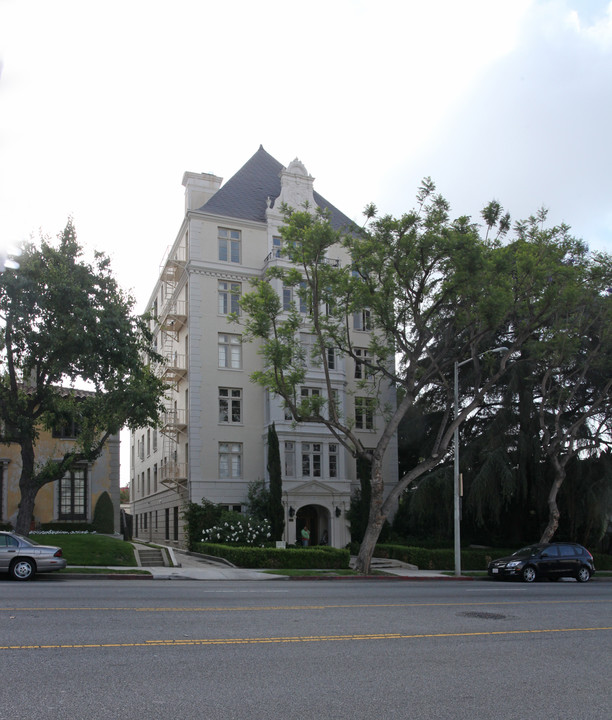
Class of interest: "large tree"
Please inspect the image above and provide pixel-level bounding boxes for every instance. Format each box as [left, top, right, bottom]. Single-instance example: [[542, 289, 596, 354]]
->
[[530, 242, 612, 542], [238, 183, 586, 573], [0, 221, 166, 534]]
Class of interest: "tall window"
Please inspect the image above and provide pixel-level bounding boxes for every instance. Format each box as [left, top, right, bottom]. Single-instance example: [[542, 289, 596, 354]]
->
[[219, 442, 242, 478], [153, 428, 158, 452], [218, 280, 241, 315], [219, 388, 242, 424], [299, 280, 309, 314], [273, 235, 282, 258], [153, 464, 158, 493], [329, 443, 338, 478], [59, 467, 87, 520], [282, 286, 293, 311], [218, 333, 242, 369], [353, 309, 371, 331], [218, 228, 241, 263], [302, 442, 321, 477], [327, 347, 336, 370], [355, 397, 375, 430], [354, 348, 370, 379], [284, 441, 295, 477]]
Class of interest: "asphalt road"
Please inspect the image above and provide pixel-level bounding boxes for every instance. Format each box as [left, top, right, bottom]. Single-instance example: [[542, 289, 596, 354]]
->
[[1, 578, 610, 720]]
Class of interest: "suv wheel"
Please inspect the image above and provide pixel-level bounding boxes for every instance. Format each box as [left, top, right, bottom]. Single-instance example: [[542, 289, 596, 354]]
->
[[576, 566, 591, 583]]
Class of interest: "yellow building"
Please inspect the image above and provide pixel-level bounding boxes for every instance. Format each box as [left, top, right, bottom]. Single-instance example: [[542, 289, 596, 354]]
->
[[0, 424, 120, 532]]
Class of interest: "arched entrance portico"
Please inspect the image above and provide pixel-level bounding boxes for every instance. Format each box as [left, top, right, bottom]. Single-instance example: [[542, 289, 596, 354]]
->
[[296, 504, 330, 546]]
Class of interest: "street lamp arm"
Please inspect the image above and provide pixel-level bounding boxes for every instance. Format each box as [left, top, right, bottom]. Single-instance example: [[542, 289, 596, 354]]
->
[[455, 346, 509, 369]]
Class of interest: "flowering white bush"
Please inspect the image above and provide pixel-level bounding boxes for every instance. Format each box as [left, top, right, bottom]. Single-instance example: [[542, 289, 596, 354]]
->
[[202, 517, 271, 546], [31, 530, 96, 535]]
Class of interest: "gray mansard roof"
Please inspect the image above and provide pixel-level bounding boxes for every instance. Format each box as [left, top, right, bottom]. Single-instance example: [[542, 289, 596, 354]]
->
[[197, 145, 355, 231]]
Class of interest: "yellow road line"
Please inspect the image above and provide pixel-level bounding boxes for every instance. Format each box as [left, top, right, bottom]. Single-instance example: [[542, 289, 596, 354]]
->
[[2, 599, 610, 613], [1, 627, 610, 651]]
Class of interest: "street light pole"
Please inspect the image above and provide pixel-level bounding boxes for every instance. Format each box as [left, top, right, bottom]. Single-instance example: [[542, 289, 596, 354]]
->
[[454, 359, 461, 577], [453, 347, 508, 577]]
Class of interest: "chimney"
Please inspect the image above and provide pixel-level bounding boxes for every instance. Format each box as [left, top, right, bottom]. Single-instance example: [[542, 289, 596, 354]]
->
[[182, 171, 223, 212]]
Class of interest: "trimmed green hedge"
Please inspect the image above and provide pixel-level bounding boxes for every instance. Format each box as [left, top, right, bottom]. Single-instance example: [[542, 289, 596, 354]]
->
[[373, 544, 516, 571], [593, 553, 612, 571], [193, 540, 611, 572], [375, 544, 612, 571], [193, 542, 350, 569]]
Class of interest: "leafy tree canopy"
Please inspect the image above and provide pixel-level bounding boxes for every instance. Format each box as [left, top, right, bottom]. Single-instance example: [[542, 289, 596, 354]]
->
[[236, 183, 607, 572], [0, 220, 167, 534]]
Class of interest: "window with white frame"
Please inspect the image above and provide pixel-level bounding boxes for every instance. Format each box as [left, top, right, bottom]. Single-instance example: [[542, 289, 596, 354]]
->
[[282, 286, 293, 311], [218, 280, 241, 315], [301, 333, 321, 368], [301, 387, 321, 404], [355, 397, 375, 430], [219, 442, 242, 478], [353, 309, 371, 331], [273, 235, 282, 258], [354, 348, 370, 379], [218, 333, 242, 369], [328, 389, 341, 419], [301, 442, 322, 477], [329, 443, 338, 478], [219, 387, 242, 424], [327, 347, 336, 370], [284, 441, 295, 477], [218, 228, 241, 263], [299, 280, 309, 314]]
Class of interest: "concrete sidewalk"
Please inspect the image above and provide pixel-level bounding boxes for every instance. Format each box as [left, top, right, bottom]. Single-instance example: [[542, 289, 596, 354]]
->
[[64, 550, 455, 581]]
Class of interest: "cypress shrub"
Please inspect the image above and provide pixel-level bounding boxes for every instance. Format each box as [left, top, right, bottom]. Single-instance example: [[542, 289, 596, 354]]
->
[[92, 491, 115, 534]]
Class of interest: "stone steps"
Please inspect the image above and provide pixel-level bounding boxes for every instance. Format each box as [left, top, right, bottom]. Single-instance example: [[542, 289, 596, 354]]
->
[[137, 548, 165, 567]]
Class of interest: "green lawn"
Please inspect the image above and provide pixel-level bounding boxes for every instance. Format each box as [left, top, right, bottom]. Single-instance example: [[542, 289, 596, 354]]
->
[[30, 534, 137, 567]]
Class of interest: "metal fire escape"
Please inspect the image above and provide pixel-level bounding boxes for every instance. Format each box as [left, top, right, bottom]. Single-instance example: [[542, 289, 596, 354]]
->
[[158, 240, 188, 496]]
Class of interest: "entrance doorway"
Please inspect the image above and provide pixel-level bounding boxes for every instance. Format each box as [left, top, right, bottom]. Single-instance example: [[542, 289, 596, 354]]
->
[[296, 504, 330, 546]]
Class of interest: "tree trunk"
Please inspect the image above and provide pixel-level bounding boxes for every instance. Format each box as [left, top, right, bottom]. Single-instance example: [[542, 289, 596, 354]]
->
[[539, 457, 566, 544], [15, 439, 38, 536], [354, 459, 385, 574]]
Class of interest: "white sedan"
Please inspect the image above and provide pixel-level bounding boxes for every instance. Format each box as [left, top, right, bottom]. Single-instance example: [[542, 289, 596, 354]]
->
[[0, 531, 67, 580]]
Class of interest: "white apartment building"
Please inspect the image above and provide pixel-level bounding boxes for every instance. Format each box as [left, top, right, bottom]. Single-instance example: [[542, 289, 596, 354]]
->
[[130, 147, 398, 547]]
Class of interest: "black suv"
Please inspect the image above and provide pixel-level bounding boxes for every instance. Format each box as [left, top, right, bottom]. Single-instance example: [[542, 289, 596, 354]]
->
[[488, 543, 595, 583]]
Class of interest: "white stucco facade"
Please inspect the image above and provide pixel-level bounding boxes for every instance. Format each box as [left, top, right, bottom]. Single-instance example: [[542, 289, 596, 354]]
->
[[130, 149, 398, 547]]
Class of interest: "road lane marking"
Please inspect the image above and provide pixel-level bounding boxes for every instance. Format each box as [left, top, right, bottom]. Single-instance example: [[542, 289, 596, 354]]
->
[[2, 599, 610, 613], [1, 627, 610, 651]]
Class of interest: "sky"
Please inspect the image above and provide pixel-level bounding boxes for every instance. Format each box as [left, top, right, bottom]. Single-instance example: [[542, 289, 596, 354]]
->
[[1, 0, 611, 484]]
